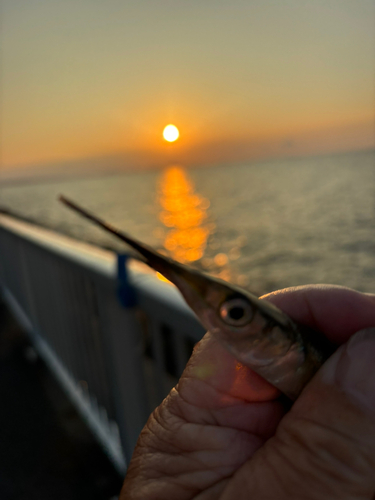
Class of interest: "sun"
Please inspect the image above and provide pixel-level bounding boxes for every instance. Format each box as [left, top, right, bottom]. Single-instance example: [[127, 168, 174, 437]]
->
[[163, 124, 179, 142]]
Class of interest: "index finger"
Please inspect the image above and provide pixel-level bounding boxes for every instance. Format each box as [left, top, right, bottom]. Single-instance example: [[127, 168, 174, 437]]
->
[[262, 284, 375, 344]]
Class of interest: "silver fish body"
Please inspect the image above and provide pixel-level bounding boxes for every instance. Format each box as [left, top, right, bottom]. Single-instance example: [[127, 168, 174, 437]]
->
[[59, 195, 334, 400]]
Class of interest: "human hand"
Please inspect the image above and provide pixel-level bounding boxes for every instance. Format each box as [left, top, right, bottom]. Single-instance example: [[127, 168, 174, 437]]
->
[[120, 285, 375, 499]]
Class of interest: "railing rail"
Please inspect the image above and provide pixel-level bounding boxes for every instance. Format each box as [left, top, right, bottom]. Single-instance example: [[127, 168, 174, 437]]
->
[[0, 214, 205, 474]]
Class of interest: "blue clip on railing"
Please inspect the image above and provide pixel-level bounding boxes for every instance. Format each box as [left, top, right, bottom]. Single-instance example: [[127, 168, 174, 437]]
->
[[117, 254, 137, 308]]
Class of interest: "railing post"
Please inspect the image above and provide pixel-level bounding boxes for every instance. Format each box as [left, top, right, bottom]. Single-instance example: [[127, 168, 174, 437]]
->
[[98, 254, 150, 465]]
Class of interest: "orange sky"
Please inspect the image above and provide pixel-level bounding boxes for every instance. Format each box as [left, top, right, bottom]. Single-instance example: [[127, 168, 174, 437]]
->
[[1, 0, 374, 174]]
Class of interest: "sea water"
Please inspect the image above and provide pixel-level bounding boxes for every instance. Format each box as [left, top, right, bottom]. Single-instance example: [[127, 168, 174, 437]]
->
[[1, 149, 374, 296]]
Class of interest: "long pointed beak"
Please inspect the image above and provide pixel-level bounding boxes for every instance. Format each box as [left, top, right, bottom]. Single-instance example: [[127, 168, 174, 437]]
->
[[59, 195, 212, 311]]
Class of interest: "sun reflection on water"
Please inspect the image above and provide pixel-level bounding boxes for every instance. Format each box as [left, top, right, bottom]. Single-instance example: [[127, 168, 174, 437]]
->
[[157, 166, 213, 264]]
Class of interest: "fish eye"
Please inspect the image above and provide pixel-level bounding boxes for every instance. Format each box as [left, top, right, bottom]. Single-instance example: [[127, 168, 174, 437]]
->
[[220, 298, 253, 327]]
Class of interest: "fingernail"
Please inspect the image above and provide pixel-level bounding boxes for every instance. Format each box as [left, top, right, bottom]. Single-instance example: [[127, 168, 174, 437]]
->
[[322, 328, 375, 412]]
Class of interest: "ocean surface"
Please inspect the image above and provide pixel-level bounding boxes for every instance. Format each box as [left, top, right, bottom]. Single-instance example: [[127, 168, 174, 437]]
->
[[1, 149, 374, 296]]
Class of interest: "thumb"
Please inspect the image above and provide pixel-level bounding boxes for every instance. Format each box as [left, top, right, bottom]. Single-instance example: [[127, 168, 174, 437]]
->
[[222, 328, 375, 500]]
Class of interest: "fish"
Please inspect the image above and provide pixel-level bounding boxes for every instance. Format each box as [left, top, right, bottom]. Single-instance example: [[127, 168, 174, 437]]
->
[[59, 194, 334, 400]]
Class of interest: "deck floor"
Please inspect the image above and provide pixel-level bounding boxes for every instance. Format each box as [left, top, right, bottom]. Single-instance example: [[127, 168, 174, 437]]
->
[[0, 298, 123, 500]]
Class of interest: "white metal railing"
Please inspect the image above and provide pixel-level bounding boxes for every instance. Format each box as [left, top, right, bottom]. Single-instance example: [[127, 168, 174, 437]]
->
[[0, 213, 205, 474]]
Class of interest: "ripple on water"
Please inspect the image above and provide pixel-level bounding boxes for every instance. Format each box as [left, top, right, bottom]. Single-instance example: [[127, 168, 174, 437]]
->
[[1, 150, 374, 295]]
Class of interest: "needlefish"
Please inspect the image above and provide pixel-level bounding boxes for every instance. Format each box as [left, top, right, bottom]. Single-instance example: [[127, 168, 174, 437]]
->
[[59, 195, 334, 400]]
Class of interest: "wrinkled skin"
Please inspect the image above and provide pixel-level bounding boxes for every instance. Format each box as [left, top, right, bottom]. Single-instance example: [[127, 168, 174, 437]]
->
[[120, 285, 375, 499]]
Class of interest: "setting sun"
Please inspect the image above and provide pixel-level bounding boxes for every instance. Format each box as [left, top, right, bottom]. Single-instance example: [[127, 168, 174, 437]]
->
[[163, 124, 179, 142]]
